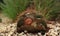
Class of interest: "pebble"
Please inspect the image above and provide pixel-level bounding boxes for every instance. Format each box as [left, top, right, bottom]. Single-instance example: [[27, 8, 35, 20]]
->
[[0, 23, 60, 36]]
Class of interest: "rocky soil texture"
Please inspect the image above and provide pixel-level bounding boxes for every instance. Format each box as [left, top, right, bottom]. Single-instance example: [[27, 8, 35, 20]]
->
[[0, 23, 60, 36], [0, 13, 60, 36]]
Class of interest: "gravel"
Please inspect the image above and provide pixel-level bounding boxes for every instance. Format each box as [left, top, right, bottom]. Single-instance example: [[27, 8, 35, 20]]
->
[[0, 23, 60, 36]]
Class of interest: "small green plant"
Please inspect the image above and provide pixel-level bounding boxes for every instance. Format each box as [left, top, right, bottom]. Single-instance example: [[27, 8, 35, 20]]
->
[[34, 0, 60, 20], [0, 0, 29, 19]]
